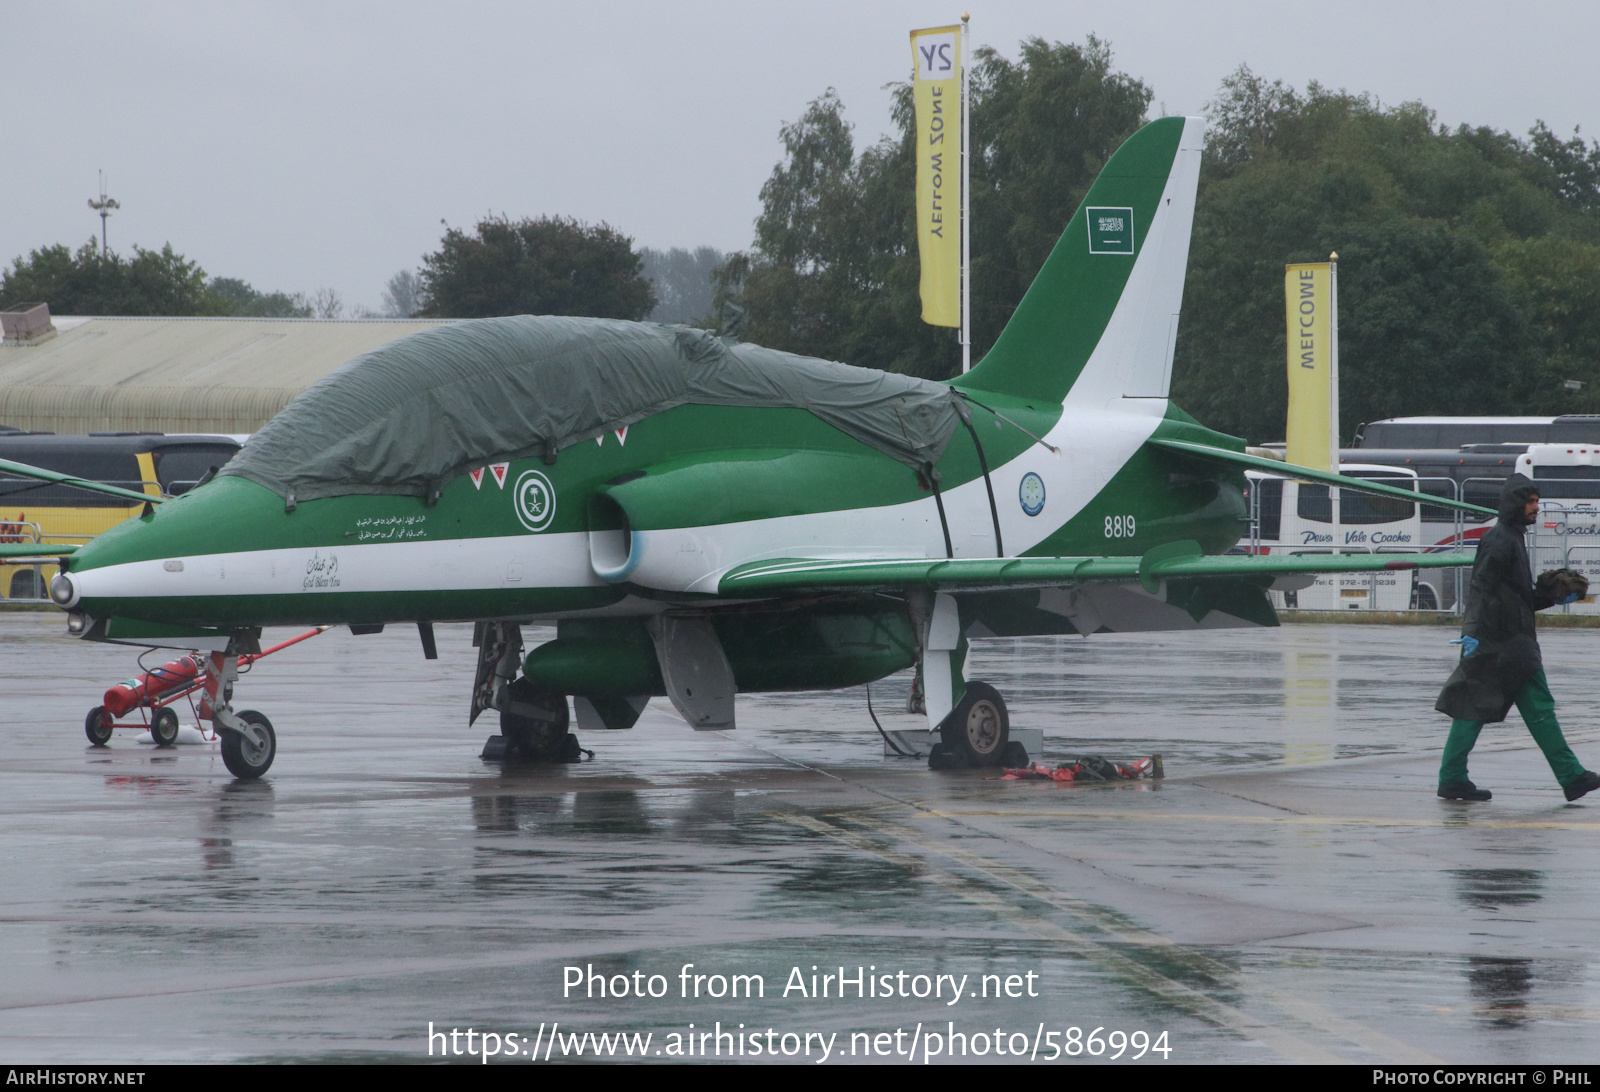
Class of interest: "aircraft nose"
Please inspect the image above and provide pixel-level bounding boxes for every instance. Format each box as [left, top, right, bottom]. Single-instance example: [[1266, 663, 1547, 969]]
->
[[58, 475, 287, 612]]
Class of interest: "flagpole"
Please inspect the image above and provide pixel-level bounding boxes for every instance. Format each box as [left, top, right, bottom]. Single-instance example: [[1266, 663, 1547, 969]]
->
[[1328, 251, 1340, 468], [1329, 251, 1340, 531], [960, 12, 971, 373]]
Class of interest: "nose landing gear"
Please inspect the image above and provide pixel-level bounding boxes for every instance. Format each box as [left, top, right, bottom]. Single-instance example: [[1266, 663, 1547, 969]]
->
[[78, 628, 324, 778], [218, 710, 276, 778], [205, 649, 277, 780]]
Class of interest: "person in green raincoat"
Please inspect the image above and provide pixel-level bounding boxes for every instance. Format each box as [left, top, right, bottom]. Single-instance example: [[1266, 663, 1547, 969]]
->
[[1435, 473, 1600, 802]]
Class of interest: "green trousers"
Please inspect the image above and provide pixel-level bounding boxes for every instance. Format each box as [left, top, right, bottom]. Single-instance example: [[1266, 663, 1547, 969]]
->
[[1441, 668, 1585, 787]]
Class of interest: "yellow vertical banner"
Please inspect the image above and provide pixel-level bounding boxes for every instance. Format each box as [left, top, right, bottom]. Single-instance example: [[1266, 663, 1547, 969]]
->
[[1285, 262, 1338, 471], [911, 25, 961, 327]]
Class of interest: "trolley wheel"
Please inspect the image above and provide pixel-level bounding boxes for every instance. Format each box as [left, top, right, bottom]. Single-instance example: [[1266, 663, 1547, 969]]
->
[[938, 681, 1010, 767], [220, 710, 275, 779], [85, 706, 113, 747], [150, 707, 181, 748]]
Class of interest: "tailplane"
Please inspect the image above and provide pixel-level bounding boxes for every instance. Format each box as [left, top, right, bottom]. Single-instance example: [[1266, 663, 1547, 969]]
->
[[956, 115, 1204, 407]]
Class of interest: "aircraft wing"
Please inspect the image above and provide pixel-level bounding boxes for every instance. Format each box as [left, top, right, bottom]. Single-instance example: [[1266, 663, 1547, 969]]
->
[[1147, 438, 1497, 518], [0, 457, 165, 506], [0, 543, 78, 559], [719, 547, 1473, 596]]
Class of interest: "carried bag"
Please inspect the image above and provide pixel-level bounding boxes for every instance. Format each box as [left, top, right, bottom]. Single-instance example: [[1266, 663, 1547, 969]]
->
[[1535, 568, 1589, 602]]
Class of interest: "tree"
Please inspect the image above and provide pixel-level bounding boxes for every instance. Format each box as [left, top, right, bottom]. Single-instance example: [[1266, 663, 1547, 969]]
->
[[721, 89, 884, 362], [1171, 66, 1600, 441], [418, 215, 655, 320], [308, 287, 344, 319], [0, 239, 225, 315], [0, 241, 323, 319], [724, 49, 1600, 432], [208, 276, 313, 318], [209, 277, 260, 311], [639, 247, 723, 323], [1527, 121, 1600, 213], [967, 36, 1154, 338], [717, 37, 1152, 378], [380, 269, 423, 318]]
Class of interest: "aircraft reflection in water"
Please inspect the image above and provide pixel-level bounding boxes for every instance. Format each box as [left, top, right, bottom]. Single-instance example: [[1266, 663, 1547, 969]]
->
[[12, 117, 1490, 778]]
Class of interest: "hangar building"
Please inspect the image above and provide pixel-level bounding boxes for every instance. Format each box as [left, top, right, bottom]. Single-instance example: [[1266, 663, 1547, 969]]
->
[[0, 308, 450, 435]]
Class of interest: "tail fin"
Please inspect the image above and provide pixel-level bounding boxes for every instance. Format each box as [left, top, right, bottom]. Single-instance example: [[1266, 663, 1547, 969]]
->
[[956, 115, 1204, 407]]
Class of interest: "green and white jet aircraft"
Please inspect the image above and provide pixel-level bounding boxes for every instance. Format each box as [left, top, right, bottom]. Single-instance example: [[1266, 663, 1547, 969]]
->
[[7, 116, 1489, 779]]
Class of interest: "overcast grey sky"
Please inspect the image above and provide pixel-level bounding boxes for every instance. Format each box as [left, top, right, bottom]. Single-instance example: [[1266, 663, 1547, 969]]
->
[[5, 1, 1597, 312]]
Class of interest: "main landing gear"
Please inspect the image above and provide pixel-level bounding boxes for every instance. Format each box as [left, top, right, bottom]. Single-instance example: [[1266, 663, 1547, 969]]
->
[[499, 678, 582, 763], [472, 622, 584, 764], [929, 681, 1023, 769]]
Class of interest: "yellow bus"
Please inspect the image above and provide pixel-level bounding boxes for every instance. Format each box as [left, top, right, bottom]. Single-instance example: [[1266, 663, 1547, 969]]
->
[[0, 431, 240, 600]]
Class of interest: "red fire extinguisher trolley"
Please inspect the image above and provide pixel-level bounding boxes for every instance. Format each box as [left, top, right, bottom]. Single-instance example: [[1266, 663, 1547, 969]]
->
[[84, 627, 327, 747]]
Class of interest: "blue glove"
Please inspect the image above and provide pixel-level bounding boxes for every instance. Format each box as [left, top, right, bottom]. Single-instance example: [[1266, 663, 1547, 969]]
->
[[1561, 592, 1581, 605], [1451, 635, 1480, 657]]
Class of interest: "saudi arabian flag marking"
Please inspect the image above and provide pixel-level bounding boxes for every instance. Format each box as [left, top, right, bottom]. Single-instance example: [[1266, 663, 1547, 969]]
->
[[514, 470, 557, 532], [1087, 207, 1135, 254]]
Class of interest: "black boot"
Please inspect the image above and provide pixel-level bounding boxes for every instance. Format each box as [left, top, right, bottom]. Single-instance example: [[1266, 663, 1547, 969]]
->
[[1563, 770, 1600, 802], [1438, 780, 1492, 801]]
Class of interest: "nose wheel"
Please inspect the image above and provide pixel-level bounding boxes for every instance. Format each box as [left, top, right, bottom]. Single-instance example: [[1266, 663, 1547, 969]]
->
[[219, 710, 276, 779]]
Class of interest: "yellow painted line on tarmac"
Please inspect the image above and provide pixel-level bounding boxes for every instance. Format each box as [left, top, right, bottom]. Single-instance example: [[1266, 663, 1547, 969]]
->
[[915, 809, 1600, 831]]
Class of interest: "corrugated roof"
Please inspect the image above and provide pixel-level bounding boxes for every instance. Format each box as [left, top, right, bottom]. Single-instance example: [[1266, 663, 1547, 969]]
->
[[0, 316, 452, 434]]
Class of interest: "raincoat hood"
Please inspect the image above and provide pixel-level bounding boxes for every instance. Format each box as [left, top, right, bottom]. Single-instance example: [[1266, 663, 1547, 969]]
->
[[1499, 473, 1540, 525]]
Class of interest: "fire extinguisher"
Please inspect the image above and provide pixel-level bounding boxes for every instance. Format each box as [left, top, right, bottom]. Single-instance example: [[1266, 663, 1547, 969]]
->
[[102, 653, 206, 717]]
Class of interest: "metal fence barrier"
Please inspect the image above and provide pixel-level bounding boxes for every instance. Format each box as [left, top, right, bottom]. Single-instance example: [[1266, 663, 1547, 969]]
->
[[1246, 472, 1482, 615]]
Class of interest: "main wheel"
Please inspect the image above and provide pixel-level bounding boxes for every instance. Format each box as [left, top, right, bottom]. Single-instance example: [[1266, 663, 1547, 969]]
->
[[220, 710, 275, 779], [500, 678, 570, 761], [150, 707, 181, 747], [939, 681, 1010, 767], [85, 706, 113, 747]]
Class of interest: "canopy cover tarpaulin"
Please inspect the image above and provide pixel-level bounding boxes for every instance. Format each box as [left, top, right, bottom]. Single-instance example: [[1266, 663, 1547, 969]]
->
[[220, 316, 964, 502]]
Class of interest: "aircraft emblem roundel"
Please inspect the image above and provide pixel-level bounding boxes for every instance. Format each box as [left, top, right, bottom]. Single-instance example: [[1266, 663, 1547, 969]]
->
[[1019, 472, 1046, 517], [513, 470, 557, 532]]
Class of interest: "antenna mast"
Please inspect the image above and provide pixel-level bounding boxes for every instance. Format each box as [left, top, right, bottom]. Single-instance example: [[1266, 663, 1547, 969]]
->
[[87, 170, 121, 256]]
